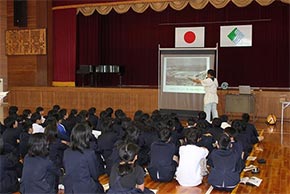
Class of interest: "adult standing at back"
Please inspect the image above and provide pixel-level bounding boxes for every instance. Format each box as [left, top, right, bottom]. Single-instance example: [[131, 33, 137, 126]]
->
[[191, 69, 219, 122]]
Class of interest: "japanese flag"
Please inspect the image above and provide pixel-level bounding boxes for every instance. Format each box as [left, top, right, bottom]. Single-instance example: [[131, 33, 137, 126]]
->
[[175, 27, 205, 48]]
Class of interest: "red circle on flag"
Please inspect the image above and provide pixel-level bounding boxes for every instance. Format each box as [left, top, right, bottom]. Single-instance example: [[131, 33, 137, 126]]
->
[[184, 31, 196, 44]]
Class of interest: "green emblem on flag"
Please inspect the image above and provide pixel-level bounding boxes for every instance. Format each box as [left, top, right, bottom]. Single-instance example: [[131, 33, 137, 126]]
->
[[227, 27, 244, 44]]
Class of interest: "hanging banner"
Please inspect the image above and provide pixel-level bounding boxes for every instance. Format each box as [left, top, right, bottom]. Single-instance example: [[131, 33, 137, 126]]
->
[[175, 27, 205, 48], [220, 25, 252, 47]]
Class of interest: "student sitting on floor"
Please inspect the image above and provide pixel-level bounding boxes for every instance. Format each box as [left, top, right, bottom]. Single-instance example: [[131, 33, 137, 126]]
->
[[207, 133, 242, 192], [108, 142, 153, 194], [175, 128, 209, 186], [147, 128, 178, 182], [20, 133, 61, 193], [63, 123, 104, 194], [0, 133, 20, 193]]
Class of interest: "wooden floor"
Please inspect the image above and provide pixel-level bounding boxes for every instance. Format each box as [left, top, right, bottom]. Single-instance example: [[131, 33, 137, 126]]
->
[[97, 121, 290, 194]]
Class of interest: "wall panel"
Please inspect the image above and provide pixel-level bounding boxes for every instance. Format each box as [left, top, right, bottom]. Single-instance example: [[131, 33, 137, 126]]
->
[[6, 87, 290, 122]]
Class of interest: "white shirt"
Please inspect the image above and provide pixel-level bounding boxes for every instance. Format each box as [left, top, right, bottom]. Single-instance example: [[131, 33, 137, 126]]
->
[[32, 123, 45, 134], [221, 122, 231, 129], [201, 78, 218, 105], [175, 145, 209, 186]]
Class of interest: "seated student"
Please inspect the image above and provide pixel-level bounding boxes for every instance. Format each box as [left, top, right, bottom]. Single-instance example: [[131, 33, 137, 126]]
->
[[2, 116, 21, 153], [207, 134, 242, 192], [36, 106, 46, 124], [147, 128, 178, 182], [196, 111, 212, 130], [19, 120, 33, 158], [231, 119, 252, 159], [44, 118, 69, 190], [207, 118, 224, 142], [31, 112, 45, 133], [220, 114, 231, 129], [0, 133, 20, 193], [63, 123, 104, 194], [175, 128, 209, 187], [97, 118, 118, 167], [20, 133, 61, 193], [106, 124, 140, 176], [88, 107, 99, 130], [137, 118, 159, 167], [55, 110, 70, 141], [108, 143, 153, 194], [224, 127, 245, 170], [242, 113, 264, 143]]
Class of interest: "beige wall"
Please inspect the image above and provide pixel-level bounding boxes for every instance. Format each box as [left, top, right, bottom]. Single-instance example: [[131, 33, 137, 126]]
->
[[0, 1, 7, 91]]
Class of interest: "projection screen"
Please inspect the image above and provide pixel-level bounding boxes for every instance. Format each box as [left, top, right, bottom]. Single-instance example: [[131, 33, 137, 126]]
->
[[158, 46, 218, 111]]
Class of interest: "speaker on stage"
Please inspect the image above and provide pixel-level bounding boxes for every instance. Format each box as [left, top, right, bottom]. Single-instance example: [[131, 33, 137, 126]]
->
[[14, 0, 27, 27]]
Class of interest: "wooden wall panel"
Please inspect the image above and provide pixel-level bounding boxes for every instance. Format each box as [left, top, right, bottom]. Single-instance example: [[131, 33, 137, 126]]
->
[[6, 0, 51, 87], [6, 87, 290, 122]]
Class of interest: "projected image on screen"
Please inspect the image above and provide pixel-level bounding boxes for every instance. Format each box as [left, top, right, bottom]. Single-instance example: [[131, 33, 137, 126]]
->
[[158, 47, 217, 111], [163, 57, 210, 94]]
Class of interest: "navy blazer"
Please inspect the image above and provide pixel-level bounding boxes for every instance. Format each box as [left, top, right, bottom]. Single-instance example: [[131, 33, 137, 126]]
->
[[48, 138, 68, 169], [20, 155, 60, 194], [207, 148, 241, 188], [63, 148, 104, 194], [0, 155, 19, 193]]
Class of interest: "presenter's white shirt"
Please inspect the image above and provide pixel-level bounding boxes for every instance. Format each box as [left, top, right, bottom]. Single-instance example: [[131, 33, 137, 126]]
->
[[201, 78, 218, 105], [32, 123, 45, 134], [175, 145, 209, 186]]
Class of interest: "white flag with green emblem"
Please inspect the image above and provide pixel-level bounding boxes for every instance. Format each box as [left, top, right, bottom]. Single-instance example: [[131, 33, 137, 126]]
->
[[220, 25, 252, 47]]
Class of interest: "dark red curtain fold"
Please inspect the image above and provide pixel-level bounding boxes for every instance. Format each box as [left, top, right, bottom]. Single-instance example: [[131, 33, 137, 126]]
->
[[76, 1, 289, 87], [53, 8, 76, 84]]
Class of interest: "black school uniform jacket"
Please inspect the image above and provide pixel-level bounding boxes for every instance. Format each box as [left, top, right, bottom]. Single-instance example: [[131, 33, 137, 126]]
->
[[207, 148, 241, 188], [20, 155, 60, 193]]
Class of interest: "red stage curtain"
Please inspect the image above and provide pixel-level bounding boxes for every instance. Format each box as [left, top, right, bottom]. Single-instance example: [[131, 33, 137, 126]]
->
[[76, 1, 289, 87], [53, 8, 76, 86]]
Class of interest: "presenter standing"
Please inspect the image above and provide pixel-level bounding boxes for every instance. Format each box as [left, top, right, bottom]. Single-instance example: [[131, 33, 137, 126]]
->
[[191, 69, 219, 122]]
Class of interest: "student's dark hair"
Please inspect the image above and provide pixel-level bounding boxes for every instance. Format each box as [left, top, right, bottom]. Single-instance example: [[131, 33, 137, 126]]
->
[[44, 122, 58, 143], [242, 113, 250, 123], [35, 106, 44, 113], [4, 116, 17, 128], [88, 107, 96, 115], [68, 109, 78, 120], [70, 123, 91, 152], [124, 125, 140, 143], [224, 127, 238, 138], [77, 110, 88, 121], [231, 119, 246, 132], [207, 69, 216, 78], [198, 111, 207, 120], [52, 104, 61, 112], [218, 134, 231, 150], [58, 109, 67, 120], [220, 114, 229, 122], [31, 112, 41, 123], [0, 134, 4, 155], [28, 133, 49, 157], [22, 109, 32, 119], [69, 109, 78, 116], [133, 110, 143, 122], [184, 128, 199, 145], [158, 128, 171, 142], [100, 118, 113, 133], [22, 119, 33, 133], [117, 143, 139, 176], [8, 106, 18, 115], [212, 118, 222, 127], [105, 107, 113, 117], [187, 117, 197, 126], [115, 109, 127, 123]]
